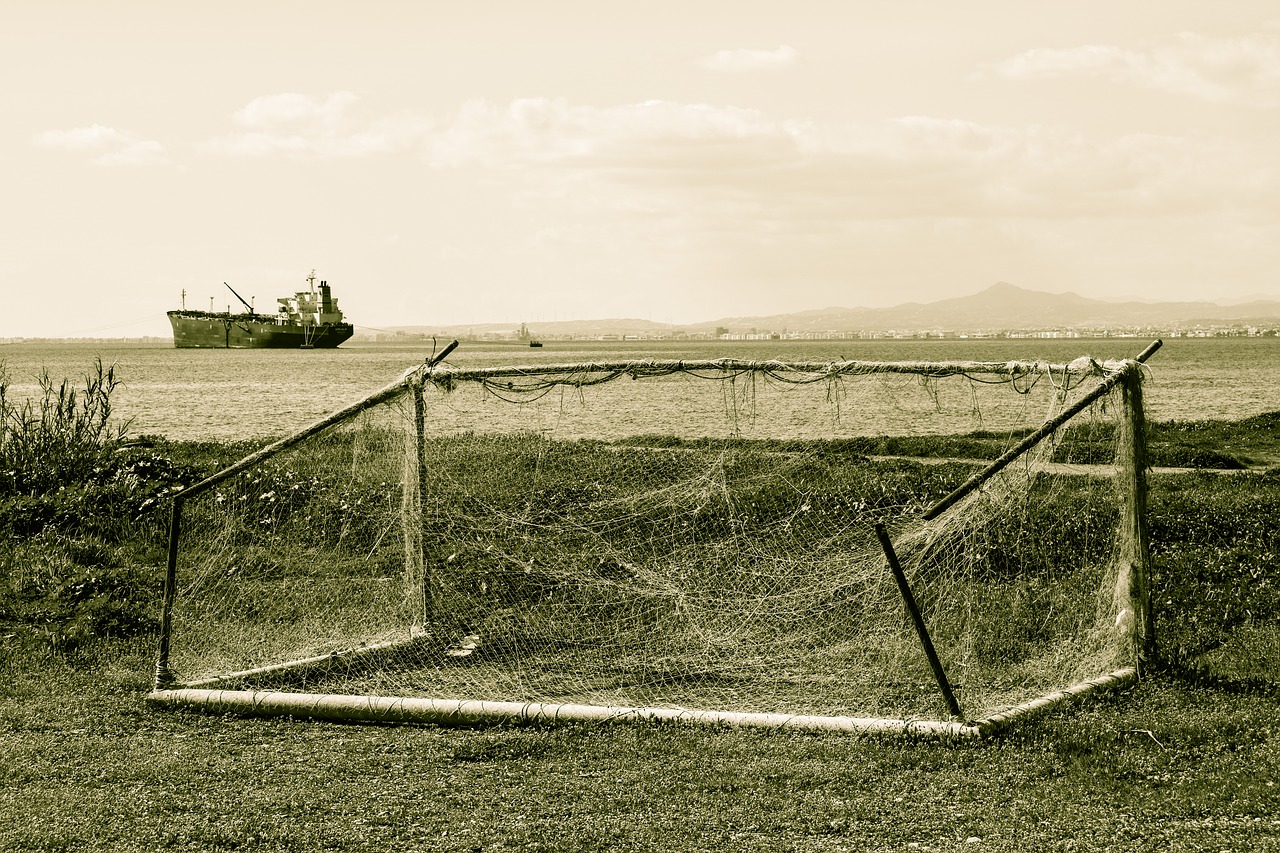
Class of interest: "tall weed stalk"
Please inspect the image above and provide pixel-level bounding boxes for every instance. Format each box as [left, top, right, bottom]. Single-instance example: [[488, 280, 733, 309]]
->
[[0, 359, 131, 496]]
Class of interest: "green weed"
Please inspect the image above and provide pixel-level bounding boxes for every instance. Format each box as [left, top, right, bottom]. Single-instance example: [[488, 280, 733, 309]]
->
[[0, 362, 198, 649]]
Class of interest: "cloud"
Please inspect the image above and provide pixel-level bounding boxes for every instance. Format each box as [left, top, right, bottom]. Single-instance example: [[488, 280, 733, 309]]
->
[[208, 90, 1266, 226], [427, 97, 813, 170], [413, 96, 1279, 311], [31, 124, 168, 166], [424, 97, 1274, 225], [205, 92, 432, 158], [983, 31, 1280, 107], [233, 91, 359, 129], [702, 45, 800, 72]]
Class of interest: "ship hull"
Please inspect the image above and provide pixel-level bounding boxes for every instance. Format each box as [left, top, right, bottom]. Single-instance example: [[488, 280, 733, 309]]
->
[[168, 312, 354, 349]]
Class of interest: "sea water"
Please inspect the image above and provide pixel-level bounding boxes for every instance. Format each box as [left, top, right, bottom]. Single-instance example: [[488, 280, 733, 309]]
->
[[1, 337, 1275, 442]]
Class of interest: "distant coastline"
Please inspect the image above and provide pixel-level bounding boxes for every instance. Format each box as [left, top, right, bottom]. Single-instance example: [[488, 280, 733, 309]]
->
[[6, 282, 1280, 345], [368, 282, 1280, 343], [4, 327, 1277, 347]]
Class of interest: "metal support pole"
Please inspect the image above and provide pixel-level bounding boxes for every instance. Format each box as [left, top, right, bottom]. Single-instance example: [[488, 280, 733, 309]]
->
[[154, 496, 183, 689], [412, 382, 432, 624], [412, 339, 458, 626], [1118, 363, 1156, 671], [875, 523, 963, 719]]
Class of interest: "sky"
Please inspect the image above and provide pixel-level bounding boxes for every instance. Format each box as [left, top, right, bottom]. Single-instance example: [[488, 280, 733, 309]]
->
[[2, 0, 1279, 337]]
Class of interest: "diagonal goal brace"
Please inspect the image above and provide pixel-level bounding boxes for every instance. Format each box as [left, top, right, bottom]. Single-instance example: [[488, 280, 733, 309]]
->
[[875, 523, 963, 720]]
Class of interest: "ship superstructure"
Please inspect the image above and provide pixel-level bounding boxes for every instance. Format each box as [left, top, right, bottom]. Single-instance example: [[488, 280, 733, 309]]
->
[[168, 272, 355, 349]]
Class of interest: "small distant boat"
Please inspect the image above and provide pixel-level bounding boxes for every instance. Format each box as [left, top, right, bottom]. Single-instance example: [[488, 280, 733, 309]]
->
[[518, 322, 542, 348], [168, 271, 355, 349]]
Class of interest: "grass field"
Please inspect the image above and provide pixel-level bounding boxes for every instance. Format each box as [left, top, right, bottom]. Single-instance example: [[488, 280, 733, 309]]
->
[[3, 637, 1279, 851], [4, 399, 1280, 851]]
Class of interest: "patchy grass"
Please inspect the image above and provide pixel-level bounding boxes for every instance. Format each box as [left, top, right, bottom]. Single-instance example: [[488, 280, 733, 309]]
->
[[699, 411, 1280, 471], [2, 639, 1279, 852], [1153, 411, 1280, 469]]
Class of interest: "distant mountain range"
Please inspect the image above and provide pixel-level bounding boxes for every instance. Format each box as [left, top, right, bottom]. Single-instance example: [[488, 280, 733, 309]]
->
[[379, 282, 1280, 338]]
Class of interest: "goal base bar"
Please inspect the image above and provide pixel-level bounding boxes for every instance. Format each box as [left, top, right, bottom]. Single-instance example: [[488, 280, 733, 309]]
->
[[968, 667, 1138, 735], [146, 667, 1136, 739]]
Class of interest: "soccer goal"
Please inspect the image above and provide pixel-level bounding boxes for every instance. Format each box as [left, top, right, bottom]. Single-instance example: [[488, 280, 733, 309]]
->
[[147, 340, 1160, 738]]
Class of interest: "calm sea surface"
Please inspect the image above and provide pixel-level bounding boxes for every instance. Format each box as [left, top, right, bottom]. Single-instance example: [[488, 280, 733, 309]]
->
[[1, 337, 1275, 442]]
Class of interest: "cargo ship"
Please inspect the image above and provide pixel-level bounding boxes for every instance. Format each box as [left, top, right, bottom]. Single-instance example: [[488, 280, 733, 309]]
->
[[168, 272, 355, 349]]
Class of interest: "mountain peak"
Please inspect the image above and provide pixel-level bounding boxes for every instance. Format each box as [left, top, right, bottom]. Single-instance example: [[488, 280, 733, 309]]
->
[[983, 281, 1022, 294]]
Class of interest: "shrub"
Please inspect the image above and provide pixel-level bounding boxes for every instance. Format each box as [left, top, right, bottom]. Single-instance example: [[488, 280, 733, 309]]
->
[[0, 363, 200, 539], [0, 362, 198, 651], [0, 359, 130, 496]]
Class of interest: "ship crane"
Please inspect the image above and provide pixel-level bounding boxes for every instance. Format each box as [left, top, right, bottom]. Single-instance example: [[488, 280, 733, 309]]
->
[[224, 282, 256, 315]]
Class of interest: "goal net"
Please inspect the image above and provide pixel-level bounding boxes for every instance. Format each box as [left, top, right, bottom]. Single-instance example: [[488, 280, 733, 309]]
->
[[150, 347, 1155, 736]]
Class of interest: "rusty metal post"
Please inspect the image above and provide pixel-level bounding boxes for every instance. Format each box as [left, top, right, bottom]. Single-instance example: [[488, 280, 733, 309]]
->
[[1117, 362, 1156, 671], [153, 496, 183, 689], [412, 381, 432, 624], [875, 523, 963, 719]]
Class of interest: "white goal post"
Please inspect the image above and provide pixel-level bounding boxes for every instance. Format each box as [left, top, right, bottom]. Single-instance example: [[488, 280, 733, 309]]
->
[[148, 340, 1160, 738]]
